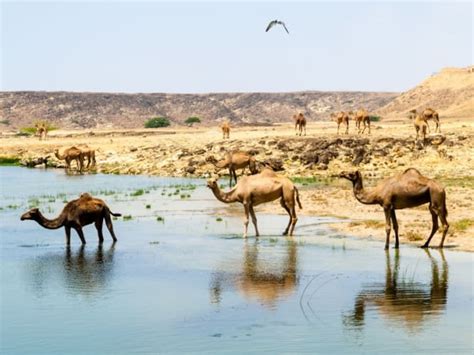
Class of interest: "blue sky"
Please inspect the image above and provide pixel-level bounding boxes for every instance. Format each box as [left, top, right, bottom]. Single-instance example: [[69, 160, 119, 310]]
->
[[1, 1, 472, 93]]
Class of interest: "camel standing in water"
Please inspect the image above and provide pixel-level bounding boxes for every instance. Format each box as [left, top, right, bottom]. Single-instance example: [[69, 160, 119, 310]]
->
[[331, 112, 349, 135], [207, 171, 302, 237], [212, 151, 258, 187], [340, 168, 449, 249], [21, 193, 121, 245], [293, 112, 307, 136], [221, 121, 230, 139]]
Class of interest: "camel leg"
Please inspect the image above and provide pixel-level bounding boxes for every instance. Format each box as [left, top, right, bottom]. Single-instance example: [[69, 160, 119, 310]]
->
[[228, 167, 233, 188], [104, 213, 118, 242], [337, 123, 340, 135], [288, 203, 298, 236], [75, 226, 86, 244], [243, 203, 250, 238], [232, 168, 238, 186], [383, 208, 392, 250], [304, 125, 306, 136], [95, 218, 104, 244], [345, 122, 349, 135], [249, 205, 259, 237], [280, 199, 292, 236], [421, 207, 439, 248], [438, 208, 449, 248], [65, 226, 71, 245], [390, 209, 399, 249], [367, 121, 371, 135]]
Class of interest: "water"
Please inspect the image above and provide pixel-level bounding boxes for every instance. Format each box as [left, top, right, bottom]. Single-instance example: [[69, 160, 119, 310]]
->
[[1, 167, 473, 353]]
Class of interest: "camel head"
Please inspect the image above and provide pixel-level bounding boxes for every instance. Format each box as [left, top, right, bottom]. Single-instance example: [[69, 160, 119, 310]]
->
[[20, 208, 40, 221], [339, 170, 362, 182], [408, 109, 417, 119], [206, 177, 219, 190]]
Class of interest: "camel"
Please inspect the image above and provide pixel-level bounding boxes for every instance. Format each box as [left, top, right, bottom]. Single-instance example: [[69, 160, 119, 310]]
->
[[210, 239, 297, 308], [212, 151, 258, 187], [422, 108, 441, 133], [35, 122, 47, 140], [221, 121, 230, 139], [339, 168, 449, 249], [331, 111, 349, 135], [409, 109, 428, 142], [345, 249, 448, 331], [353, 109, 371, 134], [20, 192, 121, 245], [54, 146, 84, 172], [293, 112, 307, 136], [207, 172, 302, 237], [77, 145, 96, 169]]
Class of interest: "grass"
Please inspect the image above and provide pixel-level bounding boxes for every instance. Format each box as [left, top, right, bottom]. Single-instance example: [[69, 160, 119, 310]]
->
[[131, 189, 144, 196], [0, 157, 20, 166], [28, 198, 40, 208], [0, 119, 11, 125], [156, 216, 164, 222], [405, 230, 424, 241], [451, 218, 474, 232], [349, 219, 385, 228], [146, 204, 151, 209], [216, 217, 223, 222], [123, 215, 133, 221]]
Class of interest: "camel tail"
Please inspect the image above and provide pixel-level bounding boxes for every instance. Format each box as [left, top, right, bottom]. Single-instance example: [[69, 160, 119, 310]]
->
[[295, 186, 303, 209], [106, 207, 122, 217]]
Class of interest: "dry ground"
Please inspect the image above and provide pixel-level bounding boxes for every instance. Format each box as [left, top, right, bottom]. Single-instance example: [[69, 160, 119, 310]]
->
[[1, 117, 473, 251]]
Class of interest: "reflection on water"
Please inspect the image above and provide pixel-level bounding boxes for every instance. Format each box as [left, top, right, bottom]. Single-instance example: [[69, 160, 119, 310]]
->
[[345, 249, 448, 332], [210, 239, 298, 308], [28, 244, 116, 297]]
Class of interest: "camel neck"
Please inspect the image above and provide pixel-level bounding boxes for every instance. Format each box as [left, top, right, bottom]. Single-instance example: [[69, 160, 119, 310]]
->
[[211, 186, 239, 204], [353, 177, 378, 205], [54, 151, 64, 160], [35, 211, 65, 229]]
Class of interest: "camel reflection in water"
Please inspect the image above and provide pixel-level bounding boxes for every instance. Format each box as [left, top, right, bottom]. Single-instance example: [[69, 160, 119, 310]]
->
[[210, 239, 298, 308], [29, 244, 116, 296], [345, 249, 448, 332]]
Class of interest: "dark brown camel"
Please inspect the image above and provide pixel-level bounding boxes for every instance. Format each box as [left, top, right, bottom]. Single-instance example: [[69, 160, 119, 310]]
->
[[339, 168, 449, 249], [293, 112, 307, 136], [20, 193, 121, 245], [213, 151, 258, 187]]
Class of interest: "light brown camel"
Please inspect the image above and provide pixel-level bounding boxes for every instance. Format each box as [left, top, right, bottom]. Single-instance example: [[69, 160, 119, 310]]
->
[[77, 145, 96, 169], [422, 107, 441, 133], [54, 146, 84, 172], [35, 122, 47, 140], [409, 109, 428, 142], [331, 111, 349, 135], [20, 193, 121, 245], [213, 151, 258, 187], [221, 121, 230, 139], [293, 112, 307, 136], [345, 249, 448, 331], [207, 172, 302, 237], [210, 240, 297, 308], [353, 109, 371, 134], [339, 168, 449, 249]]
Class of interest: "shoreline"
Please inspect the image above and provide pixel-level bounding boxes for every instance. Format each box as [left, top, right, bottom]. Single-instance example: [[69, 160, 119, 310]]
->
[[1, 120, 473, 252]]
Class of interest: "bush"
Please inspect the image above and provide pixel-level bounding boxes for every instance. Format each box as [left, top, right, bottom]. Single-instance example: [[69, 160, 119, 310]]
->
[[145, 117, 170, 128], [369, 115, 381, 122], [185, 116, 201, 126]]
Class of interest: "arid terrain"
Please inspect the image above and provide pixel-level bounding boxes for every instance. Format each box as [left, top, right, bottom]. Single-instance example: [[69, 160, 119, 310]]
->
[[1, 66, 473, 251]]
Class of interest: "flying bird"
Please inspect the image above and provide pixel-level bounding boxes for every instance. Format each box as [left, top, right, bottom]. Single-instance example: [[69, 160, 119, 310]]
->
[[265, 20, 289, 34]]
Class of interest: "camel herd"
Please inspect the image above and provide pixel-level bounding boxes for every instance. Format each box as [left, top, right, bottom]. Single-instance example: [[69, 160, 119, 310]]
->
[[21, 107, 449, 250]]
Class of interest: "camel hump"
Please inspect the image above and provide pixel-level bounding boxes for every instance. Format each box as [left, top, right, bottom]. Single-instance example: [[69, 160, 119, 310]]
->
[[402, 168, 423, 176]]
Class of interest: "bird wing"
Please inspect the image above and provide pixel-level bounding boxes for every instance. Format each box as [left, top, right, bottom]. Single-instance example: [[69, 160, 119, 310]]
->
[[266, 20, 276, 32], [281, 22, 290, 34]]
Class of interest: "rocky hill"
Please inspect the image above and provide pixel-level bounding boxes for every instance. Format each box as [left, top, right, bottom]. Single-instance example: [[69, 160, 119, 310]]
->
[[0, 91, 396, 129], [377, 66, 474, 119]]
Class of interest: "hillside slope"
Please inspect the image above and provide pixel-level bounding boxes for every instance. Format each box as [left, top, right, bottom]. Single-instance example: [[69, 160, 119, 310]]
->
[[377, 66, 474, 119], [0, 91, 396, 129]]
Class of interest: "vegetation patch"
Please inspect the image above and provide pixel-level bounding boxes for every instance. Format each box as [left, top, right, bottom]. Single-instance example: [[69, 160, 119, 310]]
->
[[123, 215, 133, 221], [216, 217, 223, 222], [144, 117, 170, 128], [405, 230, 424, 241], [350, 219, 385, 229], [369, 115, 381, 122], [451, 218, 474, 232], [185, 116, 201, 126], [156, 216, 165, 222], [131, 189, 144, 196], [0, 157, 21, 166], [146, 204, 151, 209]]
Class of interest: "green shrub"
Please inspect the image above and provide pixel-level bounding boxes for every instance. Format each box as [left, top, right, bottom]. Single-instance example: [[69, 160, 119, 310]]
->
[[0, 119, 10, 125], [369, 115, 381, 122], [0, 157, 20, 166], [145, 117, 170, 128], [185, 116, 201, 126]]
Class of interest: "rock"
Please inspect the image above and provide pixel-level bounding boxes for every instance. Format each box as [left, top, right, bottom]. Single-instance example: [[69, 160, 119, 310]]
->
[[352, 147, 366, 165], [185, 166, 196, 174]]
